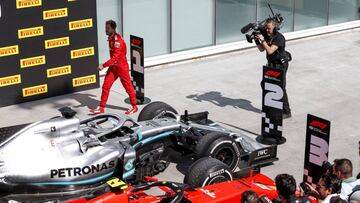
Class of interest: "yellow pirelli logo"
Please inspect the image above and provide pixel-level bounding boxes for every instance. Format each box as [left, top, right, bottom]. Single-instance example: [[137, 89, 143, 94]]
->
[[71, 47, 94, 59], [0, 75, 22, 87], [43, 8, 68, 20], [69, 18, 93, 31], [20, 55, 46, 68], [16, 0, 42, 9], [0, 45, 19, 57], [47, 65, 72, 78], [18, 26, 44, 39], [22, 84, 48, 97], [72, 75, 96, 87], [45, 37, 70, 49]]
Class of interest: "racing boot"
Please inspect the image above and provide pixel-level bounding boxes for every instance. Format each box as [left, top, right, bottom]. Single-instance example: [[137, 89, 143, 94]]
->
[[125, 106, 138, 115], [89, 106, 104, 115]]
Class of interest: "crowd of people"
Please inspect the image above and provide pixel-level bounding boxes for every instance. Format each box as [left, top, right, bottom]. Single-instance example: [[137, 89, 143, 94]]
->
[[241, 146, 360, 203]]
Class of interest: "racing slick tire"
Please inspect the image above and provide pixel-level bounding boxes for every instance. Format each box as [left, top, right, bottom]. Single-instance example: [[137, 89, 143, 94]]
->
[[138, 101, 178, 122], [184, 157, 233, 188], [195, 132, 241, 172]]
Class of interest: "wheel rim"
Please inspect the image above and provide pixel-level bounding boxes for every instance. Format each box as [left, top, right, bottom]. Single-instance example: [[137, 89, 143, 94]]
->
[[214, 147, 235, 167]]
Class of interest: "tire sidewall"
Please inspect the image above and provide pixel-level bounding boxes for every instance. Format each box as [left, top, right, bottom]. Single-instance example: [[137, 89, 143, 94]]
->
[[202, 136, 241, 171], [138, 102, 177, 122], [200, 165, 233, 187], [184, 157, 234, 188]]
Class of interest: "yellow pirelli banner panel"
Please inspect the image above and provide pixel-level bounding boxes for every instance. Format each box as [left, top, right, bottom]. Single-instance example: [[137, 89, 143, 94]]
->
[[0, 0, 99, 107]]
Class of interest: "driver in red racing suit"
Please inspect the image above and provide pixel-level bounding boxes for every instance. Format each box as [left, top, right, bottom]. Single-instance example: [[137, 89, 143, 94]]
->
[[90, 20, 137, 115]]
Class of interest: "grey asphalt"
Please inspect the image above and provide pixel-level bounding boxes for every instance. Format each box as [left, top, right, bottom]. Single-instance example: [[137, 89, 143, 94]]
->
[[0, 28, 359, 185]]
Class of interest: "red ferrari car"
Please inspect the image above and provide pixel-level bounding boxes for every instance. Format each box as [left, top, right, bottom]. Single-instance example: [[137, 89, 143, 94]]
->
[[68, 171, 277, 203]]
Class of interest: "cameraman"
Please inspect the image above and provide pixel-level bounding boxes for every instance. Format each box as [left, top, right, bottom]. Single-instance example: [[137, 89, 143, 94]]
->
[[256, 18, 291, 118]]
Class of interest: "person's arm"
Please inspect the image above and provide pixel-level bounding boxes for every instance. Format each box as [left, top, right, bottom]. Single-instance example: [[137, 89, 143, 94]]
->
[[100, 41, 121, 70], [255, 38, 265, 52], [257, 34, 279, 55], [261, 41, 278, 55], [257, 43, 265, 52]]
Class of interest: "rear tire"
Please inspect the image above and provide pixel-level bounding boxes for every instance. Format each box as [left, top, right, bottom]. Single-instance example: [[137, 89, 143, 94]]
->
[[137, 101, 178, 122], [195, 132, 241, 171], [184, 157, 233, 188]]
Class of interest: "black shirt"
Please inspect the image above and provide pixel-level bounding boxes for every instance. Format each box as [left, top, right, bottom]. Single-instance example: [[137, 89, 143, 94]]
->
[[266, 32, 286, 63]]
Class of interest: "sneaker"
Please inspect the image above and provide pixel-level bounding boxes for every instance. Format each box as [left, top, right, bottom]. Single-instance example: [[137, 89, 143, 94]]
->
[[89, 107, 104, 115], [283, 112, 292, 119], [125, 106, 138, 115]]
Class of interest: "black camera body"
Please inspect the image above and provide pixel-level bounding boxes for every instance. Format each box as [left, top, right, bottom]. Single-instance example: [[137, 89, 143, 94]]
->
[[242, 22, 269, 44], [241, 2, 284, 44]]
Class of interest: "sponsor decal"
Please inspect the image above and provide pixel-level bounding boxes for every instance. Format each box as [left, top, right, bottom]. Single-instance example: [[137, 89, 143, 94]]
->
[[250, 146, 277, 164], [43, 8, 68, 20], [309, 120, 328, 130], [131, 39, 142, 46], [16, 0, 42, 9], [209, 169, 225, 178], [47, 65, 72, 78], [0, 75, 21, 87], [265, 70, 281, 78], [107, 178, 128, 189], [70, 47, 94, 59], [20, 55, 46, 68], [72, 74, 96, 87], [125, 159, 135, 171], [22, 84, 48, 97], [69, 18, 93, 31], [50, 161, 116, 178], [257, 149, 268, 157], [18, 26, 44, 39], [45, 37, 70, 49], [0, 45, 19, 57]]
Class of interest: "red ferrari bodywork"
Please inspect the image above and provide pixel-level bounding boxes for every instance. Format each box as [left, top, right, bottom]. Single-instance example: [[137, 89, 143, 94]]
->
[[68, 174, 278, 203]]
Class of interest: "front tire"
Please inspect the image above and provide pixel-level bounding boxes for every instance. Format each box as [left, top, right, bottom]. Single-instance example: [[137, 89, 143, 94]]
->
[[184, 157, 233, 188], [195, 132, 241, 171], [137, 101, 178, 122]]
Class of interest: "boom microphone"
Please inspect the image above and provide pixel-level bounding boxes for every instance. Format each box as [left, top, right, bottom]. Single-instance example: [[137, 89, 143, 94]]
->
[[241, 23, 254, 34]]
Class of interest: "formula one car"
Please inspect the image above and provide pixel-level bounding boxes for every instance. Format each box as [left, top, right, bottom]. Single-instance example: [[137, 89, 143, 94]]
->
[[0, 101, 277, 202], [68, 157, 279, 203]]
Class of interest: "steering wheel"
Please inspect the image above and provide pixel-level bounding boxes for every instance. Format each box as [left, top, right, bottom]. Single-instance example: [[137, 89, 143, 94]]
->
[[131, 181, 186, 203], [80, 114, 125, 138]]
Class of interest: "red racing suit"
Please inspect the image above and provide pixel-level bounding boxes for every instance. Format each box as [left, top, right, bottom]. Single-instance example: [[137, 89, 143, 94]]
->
[[100, 32, 137, 108]]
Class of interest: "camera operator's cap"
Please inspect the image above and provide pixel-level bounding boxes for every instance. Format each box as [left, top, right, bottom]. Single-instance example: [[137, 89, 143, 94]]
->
[[349, 185, 360, 202]]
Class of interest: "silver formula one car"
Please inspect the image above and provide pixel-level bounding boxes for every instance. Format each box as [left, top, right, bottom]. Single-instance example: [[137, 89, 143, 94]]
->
[[0, 101, 277, 202]]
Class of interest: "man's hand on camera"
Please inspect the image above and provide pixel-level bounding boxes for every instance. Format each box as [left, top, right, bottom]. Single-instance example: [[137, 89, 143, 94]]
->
[[257, 34, 265, 42], [256, 34, 265, 52]]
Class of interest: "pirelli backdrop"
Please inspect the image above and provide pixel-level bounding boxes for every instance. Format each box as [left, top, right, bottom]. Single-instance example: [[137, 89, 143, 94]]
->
[[0, 0, 99, 107]]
